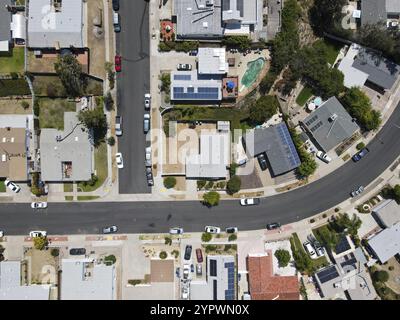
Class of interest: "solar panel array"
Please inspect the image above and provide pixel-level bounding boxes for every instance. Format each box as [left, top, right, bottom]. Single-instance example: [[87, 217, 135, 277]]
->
[[276, 123, 301, 168], [174, 74, 191, 81], [224, 262, 235, 300], [305, 115, 319, 126], [310, 121, 323, 132], [172, 86, 220, 100], [209, 259, 217, 277], [317, 265, 339, 284], [335, 235, 351, 254]]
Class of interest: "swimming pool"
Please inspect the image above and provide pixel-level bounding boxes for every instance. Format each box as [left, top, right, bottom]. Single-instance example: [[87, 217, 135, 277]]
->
[[241, 57, 265, 88]]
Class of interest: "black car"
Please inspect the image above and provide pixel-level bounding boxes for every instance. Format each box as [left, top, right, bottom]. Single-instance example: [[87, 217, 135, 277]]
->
[[266, 222, 281, 230], [112, 0, 119, 11], [257, 153, 268, 171], [184, 245, 192, 260], [352, 148, 369, 162], [69, 248, 86, 255]]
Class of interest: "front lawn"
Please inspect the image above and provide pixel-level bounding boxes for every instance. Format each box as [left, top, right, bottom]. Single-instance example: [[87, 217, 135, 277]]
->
[[77, 196, 100, 201], [296, 86, 314, 106], [37, 98, 76, 130], [0, 47, 25, 74], [0, 78, 30, 97], [63, 183, 73, 192], [0, 179, 6, 192], [78, 142, 107, 192]]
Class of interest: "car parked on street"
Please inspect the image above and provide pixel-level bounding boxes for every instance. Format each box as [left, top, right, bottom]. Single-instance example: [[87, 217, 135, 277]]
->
[[113, 12, 121, 33], [169, 227, 184, 235], [115, 115, 123, 136], [184, 245, 192, 260], [69, 248, 86, 255], [204, 226, 221, 234], [177, 63, 192, 71], [112, 0, 119, 11], [225, 227, 238, 234], [145, 146, 152, 167], [316, 151, 332, 163], [115, 152, 124, 169], [257, 153, 267, 171], [29, 231, 47, 238], [114, 55, 122, 72], [266, 222, 281, 230], [352, 148, 369, 162], [4, 179, 20, 193], [143, 113, 150, 133], [31, 202, 48, 209], [0, 230, 3, 238], [144, 93, 151, 110], [240, 198, 260, 206], [102, 225, 118, 234], [351, 185, 364, 197]]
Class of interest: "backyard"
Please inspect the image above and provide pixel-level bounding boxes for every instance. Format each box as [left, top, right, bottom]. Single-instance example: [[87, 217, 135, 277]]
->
[[37, 98, 76, 130], [0, 47, 24, 74], [296, 85, 314, 106], [0, 178, 6, 192], [0, 78, 30, 97], [78, 142, 107, 192]]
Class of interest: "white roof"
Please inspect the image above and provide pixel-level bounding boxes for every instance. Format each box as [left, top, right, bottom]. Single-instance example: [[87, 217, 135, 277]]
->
[[0, 41, 8, 52], [373, 199, 400, 228], [198, 47, 228, 75], [338, 44, 369, 88], [368, 222, 400, 263], [11, 13, 26, 40]]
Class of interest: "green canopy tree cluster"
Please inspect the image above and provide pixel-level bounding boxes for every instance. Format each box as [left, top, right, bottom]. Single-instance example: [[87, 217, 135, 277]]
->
[[54, 54, 87, 97], [249, 95, 279, 125]]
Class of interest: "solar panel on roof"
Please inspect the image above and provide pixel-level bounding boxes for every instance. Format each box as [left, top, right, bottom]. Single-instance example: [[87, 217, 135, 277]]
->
[[317, 265, 340, 284], [174, 74, 191, 81], [213, 279, 218, 300], [173, 86, 220, 100], [335, 235, 351, 254], [210, 259, 217, 277]]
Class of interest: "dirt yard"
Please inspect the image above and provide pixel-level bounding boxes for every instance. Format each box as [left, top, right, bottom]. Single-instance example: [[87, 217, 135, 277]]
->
[[0, 98, 32, 114], [25, 247, 59, 285]]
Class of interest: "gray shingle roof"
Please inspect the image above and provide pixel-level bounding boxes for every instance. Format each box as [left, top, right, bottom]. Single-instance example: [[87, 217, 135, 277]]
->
[[368, 222, 400, 263], [301, 97, 360, 152], [361, 0, 387, 26], [243, 122, 301, 176], [372, 199, 400, 228], [0, 0, 11, 43]]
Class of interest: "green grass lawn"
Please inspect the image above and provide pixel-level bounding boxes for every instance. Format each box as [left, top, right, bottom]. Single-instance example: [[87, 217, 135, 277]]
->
[[63, 183, 73, 192], [0, 179, 6, 192], [77, 196, 100, 201], [78, 142, 107, 192], [65, 196, 73, 201], [296, 86, 314, 106], [314, 38, 343, 66], [37, 98, 76, 130], [0, 47, 25, 74]]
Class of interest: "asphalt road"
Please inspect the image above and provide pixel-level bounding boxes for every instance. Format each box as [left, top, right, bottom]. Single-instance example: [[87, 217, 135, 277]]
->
[[2, 101, 400, 235], [116, 0, 151, 194]]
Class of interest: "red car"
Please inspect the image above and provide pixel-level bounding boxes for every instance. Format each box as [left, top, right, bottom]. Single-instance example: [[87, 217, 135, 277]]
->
[[115, 55, 122, 72], [196, 248, 203, 263]]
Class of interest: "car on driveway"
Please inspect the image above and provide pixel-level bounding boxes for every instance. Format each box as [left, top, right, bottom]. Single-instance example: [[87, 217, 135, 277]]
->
[[240, 198, 260, 206], [169, 227, 184, 235], [112, 0, 119, 11], [303, 241, 317, 259], [177, 63, 192, 71], [225, 227, 238, 234], [115, 115, 123, 136], [31, 202, 48, 209], [143, 113, 150, 133], [189, 50, 198, 56], [257, 153, 267, 171], [4, 179, 20, 193], [114, 55, 122, 72], [184, 245, 192, 260], [266, 222, 281, 230], [351, 185, 364, 197], [145, 147, 152, 167], [103, 225, 118, 234], [316, 151, 332, 163], [204, 226, 221, 234], [144, 93, 151, 110], [115, 152, 124, 169], [29, 231, 47, 238], [69, 248, 86, 255], [352, 148, 369, 162]]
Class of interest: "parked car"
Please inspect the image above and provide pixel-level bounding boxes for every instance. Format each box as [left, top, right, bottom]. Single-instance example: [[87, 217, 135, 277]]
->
[[144, 93, 151, 110], [69, 248, 86, 255], [240, 198, 260, 206], [175, 267, 180, 278], [169, 227, 184, 235], [114, 55, 122, 72], [204, 226, 221, 234], [102, 225, 118, 234], [303, 241, 317, 259], [352, 148, 369, 162], [115, 115, 123, 136], [145, 146, 152, 167], [143, 113, 150, 133], [29, 231, 47, 238], [196, 248, 203, 263], [266, 222, 281, 230], [196, 264, 202, 275], [0, 230, 3, 238], [189, 50, 198, 56], [147, 174, 154, 187], [257, 153, 268, 171], [351, 185, 365, 197], [314, 242, 325, 257], [4, 179, 20, 193], [183, 264, 190, 279], [113, 12, 121, 32], [31, 202, 48, 209], [316, 151, 332, 163], [184, 245, 192, 260], [112, 0, 119, 11], [225, 227, 238, 234], [177, 63, 192, 71], [115, 152, 124, 169]]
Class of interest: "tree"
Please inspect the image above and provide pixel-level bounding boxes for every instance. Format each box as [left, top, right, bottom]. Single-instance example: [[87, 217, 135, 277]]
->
[[259, 71, 278, 95], [316, 227, 338, 250], [104, 92, 114, 111], [356, 142, 366, 150], [297, 150, 318, 178], [226, 175, 241, 195], [105, 255, 117, 265], [50, 248, 59, 257], [197, 180, 207, 190], [78, 107, 108, 145], [309, 0, 347, 35], [21, 101, 29, 109], [164, 237, 172, 245], [160, 73, 171, 92], [107, 136, 115, 146], [228, 234, 237, 242], [275, 249, 291, 268], [222, 35, 251, 51], [159, 251, 167, 259], [33, 236, 48, 250], [392, 185, 400, 203], [201, 232, 212, 242], [374, 270, 389, 283], [249, 95, 279, 125], [163, 177, 177, 189], [202, 191, 220, 207], [54, 54, 87, 97]]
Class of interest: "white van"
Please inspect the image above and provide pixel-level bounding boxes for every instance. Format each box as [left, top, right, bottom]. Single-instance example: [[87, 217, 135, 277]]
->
[[113, 12, 121, 33], [303, 241, 317, 259]]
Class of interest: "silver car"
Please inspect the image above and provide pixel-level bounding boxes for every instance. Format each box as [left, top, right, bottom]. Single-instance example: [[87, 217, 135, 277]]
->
[[102, 226, 118, 234], [143, 113, 150, 133]]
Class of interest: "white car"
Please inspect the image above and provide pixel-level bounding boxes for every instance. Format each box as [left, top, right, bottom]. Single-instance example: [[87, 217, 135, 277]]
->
[[303, 241, 317, 259], [31, 202, 48, 209], [240, 198, 260, 206], [316, 151, 332, 163], [144, 93, 151, 110], [0, 230, 4, 237], [115, 152, 124, 169], [4, 179, 21, 193], [169, 227, 184, 235], [145, 147, 152, 167], [204, 226, 221, 234], [29, 231, 47, 238]]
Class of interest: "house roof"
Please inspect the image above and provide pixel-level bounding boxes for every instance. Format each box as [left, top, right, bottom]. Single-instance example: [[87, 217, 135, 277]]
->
[[0, 0, 11, 43], [372, 199, 400, 228], [247, 253, 299, 300], [198, 48, 228, 75], [0, 128, 27, 180], [368, 222, 400, 263], [40, 112, 93, 182], [361, 0, 387, 26], [243, 122, 301, 176], [150, 260, 174, 283], [28, 0, 84, 48], [301, 97, 360, 152]]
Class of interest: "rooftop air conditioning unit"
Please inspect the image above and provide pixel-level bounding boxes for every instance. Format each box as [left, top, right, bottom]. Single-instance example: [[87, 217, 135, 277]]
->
[[329, 113, 338, 121], [206, 0, 214, 6]]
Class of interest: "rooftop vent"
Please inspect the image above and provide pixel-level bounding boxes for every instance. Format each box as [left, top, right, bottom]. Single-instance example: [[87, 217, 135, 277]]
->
[[329, 113, 338, 122]]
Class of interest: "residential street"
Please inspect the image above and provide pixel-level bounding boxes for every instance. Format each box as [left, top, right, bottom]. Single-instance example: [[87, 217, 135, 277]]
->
[[116, 0, 151, 193]]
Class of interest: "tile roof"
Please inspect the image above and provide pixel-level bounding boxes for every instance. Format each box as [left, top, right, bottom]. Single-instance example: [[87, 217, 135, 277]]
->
[[247, 252, 299, 300]]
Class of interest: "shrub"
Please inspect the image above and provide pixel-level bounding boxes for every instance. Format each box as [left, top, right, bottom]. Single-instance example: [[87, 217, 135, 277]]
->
[[107, 136, 115, 146], [33, 236, 48, 250], [356, 142, 366, 150], [201, 232, 212, 242], [322, 213, 327, 218], [50, 248, 59, 257], [104, 255, 116, 265], [205, 181, 214, 190], [224, 244, 232, 251], [374, 270, 389, 283], [159, 251, 168, 259], [33, 99, 39, 116], [275, 249, 291, 268], [205, 245, 217, 253], [388, 266, 394, 271], [229, 163, 238, 177], [226, 175, 241, 195], [171, 250, 179, 258], [310, 218, 315, 223], [228, 234, 237, 242], [128, 279, 141, 286], [21, 101, 29, 109], [197, 180, 207, 190], [163, 177, 177, 189], [104, 92, 114, 111], [46, 83, 57, 97], [334, 207, 340, 213], [202, 191, 220, 207], [164, 237, 172, 245]]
